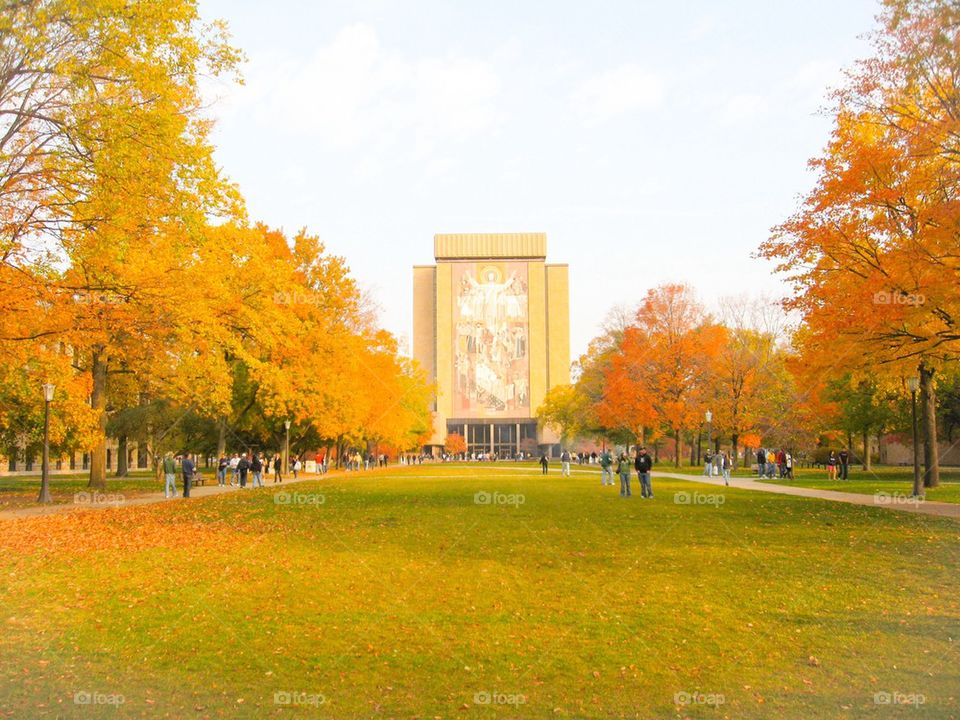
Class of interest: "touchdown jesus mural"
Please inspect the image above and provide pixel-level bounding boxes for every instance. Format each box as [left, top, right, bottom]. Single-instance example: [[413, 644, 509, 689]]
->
[[452, 262, 530, 417]]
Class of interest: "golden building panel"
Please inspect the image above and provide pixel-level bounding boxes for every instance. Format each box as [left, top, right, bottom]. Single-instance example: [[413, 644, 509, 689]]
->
[[434, 233, 546, 260]]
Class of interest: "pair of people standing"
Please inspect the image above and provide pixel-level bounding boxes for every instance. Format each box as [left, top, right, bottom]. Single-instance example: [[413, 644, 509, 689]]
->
[[162, 453, 195, 498], [613, 447, 653, 499]]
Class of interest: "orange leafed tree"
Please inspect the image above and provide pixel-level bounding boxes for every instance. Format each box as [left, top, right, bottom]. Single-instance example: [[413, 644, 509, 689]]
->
[[759, 0, 960, 486], [602, 284, 723, 466], [445, 433, 467, 456]]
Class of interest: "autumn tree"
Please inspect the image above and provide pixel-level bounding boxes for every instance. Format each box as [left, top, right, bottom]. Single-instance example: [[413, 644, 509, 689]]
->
[[604, 285, 723, 467], [536, 384, 586, 448], [761, 0, 960, 486], [445, 433, 466, 457]]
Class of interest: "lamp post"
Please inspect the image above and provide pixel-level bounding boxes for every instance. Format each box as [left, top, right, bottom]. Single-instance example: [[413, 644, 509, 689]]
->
[[38, 383, 55, 503], [907, 376, 921, 497], [283, 419, 291, 475], [705, 410, 713, 475]]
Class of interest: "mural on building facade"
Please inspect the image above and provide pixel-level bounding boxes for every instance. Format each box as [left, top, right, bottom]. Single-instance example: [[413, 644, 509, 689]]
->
[[452, 262, 529, 416]]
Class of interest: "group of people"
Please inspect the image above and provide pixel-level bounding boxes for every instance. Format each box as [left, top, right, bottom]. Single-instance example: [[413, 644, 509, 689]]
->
[[343, 451, 388, 471], [701, 450, 734, 485], [595, 447, 654, 498], [754, 448, 794, 480], [217, 452, 298, 488], [161, 451, 307, 499]]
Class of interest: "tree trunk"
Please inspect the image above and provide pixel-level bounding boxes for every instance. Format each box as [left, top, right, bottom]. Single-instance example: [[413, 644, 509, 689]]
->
[[115, 434, 128, 477], [731, 433, 740, 469], [88, 348, 108, 490], [920, 363, 940, 488], [216, 416, 227, 457], [674, 427, 682, 468], [861, 430, 870, 471]]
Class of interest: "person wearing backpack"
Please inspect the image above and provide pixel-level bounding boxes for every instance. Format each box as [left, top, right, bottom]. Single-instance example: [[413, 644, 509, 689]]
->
[[162, 453, 177, 498], [756, 448, 767, 478], [539, 453, 548, 475], [635, 446, 653, 498]]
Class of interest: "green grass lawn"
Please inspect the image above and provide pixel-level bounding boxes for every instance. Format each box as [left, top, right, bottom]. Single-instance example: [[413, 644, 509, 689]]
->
[[0, 462, 957, 718]]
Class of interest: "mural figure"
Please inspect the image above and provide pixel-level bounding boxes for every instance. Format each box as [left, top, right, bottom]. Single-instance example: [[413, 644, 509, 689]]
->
[[453, 264, 529, 414]]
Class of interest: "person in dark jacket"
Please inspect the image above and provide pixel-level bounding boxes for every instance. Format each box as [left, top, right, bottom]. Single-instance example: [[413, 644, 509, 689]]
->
[[539, 453, 548, 474], [635, 447, 653, 498], [251, 453, 264, 488], [756, 448, 767, 478], [838, 448, 850, 480], [237, 453, 250, 488], [273, 453, 283, 483], [181, 453, 195, 498]]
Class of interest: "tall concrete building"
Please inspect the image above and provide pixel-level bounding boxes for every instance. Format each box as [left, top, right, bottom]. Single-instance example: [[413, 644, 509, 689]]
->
[[413, 233, 570, 456]]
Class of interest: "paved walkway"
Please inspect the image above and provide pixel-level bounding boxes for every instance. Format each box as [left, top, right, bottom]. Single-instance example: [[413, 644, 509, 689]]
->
[[657, 471, 960, 520]]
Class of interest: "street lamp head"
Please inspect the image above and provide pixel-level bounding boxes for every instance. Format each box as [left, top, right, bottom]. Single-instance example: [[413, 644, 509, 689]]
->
[[42, 383, 55, 402], [906, 376, 920, 393], [705, 410, 712, 423], [284, 419, 291, 430]]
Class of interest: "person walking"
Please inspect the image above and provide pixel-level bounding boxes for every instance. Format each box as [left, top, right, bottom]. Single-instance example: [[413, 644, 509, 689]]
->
[[292, 456, 301, 479], [756, 448, 767, 479], [236, 453, 250, 488], [703, 448, 713, 476], [217, 455, 228, 486], [721, 451, 731, 486], [617, 453, 632, 498], [181, 453, 195, 498], [162, 453, 177, 498], [250, 453, 264, 488], [838, 448, 850, 480], [229, 453, 240, 486], [273, 453, 283, 483], [785, 451, 794, 480], [599, 448, 614, 486], [539, 453, 548, 475], [560, 449, 571, 477], [827, 450, 838, 480], [635, 446, 653, 498]]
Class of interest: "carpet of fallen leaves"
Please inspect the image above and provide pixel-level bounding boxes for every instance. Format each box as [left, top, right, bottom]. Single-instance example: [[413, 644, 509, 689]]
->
[[0, 500, 258, 558]]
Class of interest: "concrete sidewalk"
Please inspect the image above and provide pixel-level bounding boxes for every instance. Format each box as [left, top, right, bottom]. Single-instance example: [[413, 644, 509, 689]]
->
[[657, 471, 960, 520]]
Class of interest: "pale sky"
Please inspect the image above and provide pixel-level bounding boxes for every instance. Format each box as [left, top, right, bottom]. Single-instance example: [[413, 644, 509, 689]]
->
[[199, 0, 879, 360]]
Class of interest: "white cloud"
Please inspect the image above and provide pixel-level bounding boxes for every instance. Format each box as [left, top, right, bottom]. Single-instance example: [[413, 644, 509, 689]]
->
[[721, 93, 769, 123], [233, 24, 502, 155], [571, 63, 664, 125]]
